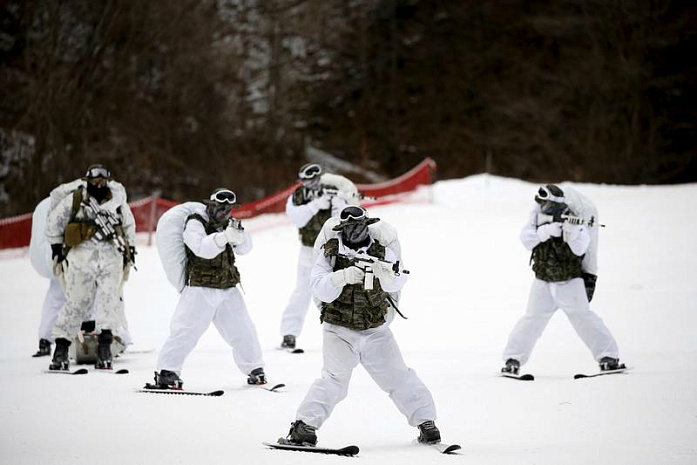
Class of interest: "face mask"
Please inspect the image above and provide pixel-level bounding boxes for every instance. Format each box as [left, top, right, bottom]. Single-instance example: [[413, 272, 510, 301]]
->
[[207, 203, 232, 225], [341, 222, 369, 247], [86, 181, 109, 202]]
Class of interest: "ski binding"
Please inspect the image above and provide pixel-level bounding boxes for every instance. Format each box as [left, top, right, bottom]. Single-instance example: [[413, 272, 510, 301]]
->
[[574, 366, 631, 379]]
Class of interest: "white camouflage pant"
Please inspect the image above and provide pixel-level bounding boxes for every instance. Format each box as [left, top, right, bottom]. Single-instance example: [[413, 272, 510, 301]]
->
[[156, 286, 264, 376], [503, 277, 619, 365], [296, 323, 437, 429], [280, 245, 314, 337], [52, 242, 124, 340]]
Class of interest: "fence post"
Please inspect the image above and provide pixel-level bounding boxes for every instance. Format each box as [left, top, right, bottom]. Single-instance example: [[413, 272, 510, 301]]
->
[[147, 192, 161, 247]]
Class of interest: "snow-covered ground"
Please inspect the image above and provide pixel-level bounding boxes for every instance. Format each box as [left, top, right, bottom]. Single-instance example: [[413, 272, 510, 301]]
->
[[1, 175, 696, 465]]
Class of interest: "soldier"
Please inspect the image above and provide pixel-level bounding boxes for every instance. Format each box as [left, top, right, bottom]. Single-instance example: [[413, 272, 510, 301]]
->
[[152, 188, 267, 389], [283, 205, 442, 447], [501, 184, 624, 376], [279, 164, 355, 351], [45, 164, 136, 370]]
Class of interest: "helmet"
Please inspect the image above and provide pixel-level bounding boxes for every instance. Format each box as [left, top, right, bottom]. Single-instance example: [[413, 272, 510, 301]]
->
[[332, 206, 380, 246], [206, 188, 236, 224]]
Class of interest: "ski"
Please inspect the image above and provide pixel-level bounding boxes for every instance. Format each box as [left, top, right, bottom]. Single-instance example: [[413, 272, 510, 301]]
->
[[263, 440, 359, 456], [286, 348, 304, 354], [253, 383, 285, 392], [501, 372, 534, 381], [44, 368, 89, 375], [574, 366, 631, 379], [429, 443, 462, 454], [95, 368, 129, 374], [138, 383, 224, 396]]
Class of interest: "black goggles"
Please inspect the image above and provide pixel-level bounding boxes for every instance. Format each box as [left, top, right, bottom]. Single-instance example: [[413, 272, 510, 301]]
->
[[210, 189, 236, 205], [299, 164, 322, 180], [85, 167, 111, 179], [340, 206, 367, 221]]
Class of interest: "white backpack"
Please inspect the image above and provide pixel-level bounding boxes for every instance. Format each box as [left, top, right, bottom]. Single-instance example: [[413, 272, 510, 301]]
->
[[560, 183, 599, 276], [155, 202, 204, 293]]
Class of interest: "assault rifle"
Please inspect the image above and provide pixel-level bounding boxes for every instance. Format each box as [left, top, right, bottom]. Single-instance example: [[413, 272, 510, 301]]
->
[[337, 252, 409, 291], [318, 187, 377, 201], [86, 197, 136, 268], [537, 212, 605, 228]]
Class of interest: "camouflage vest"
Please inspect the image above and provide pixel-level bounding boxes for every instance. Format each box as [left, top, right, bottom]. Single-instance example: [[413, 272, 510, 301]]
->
[[184, 214, 241, 289], [531, 237, 584, 282], [63, 187, 125, 249], [320, 238, 389, 331], [292, 186, 333, 247]]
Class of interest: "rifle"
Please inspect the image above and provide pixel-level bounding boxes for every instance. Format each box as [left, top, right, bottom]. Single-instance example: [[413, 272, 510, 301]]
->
[[537, 212, 605, 228], [86, 197, 137, 269], [337, 252, 409, 291], [318, 187, 377, 201]]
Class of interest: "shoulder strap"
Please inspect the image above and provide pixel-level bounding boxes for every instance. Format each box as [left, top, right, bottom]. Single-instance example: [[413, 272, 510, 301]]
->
[[70, 186, 84, 222]]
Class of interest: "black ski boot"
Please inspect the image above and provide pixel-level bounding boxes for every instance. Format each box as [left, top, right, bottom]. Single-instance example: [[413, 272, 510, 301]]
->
[[48, 338, 71, 370], [501, 358, 520, 375], [281, 335, 296, 349], [599, 357, 625, 372], [287, 420, 317, 446], [95, 330, 113, 369], [32, 338, 52, 357], [417, 420, 441, 444], [154, 370, 183, 389], [247, 367, 267, 385]]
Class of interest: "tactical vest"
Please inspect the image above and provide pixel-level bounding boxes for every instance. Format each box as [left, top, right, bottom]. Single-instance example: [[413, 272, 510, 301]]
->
[[292, 187, 333, 246], [531, 237, 584, 282], [63, 187, 124, 249], [320, 238, 389, 331], [184, 214, 241, 289]]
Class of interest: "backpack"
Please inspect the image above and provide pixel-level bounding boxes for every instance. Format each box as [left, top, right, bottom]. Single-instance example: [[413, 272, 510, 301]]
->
[[29, 197, 54, 279], [559, 183, 599, 276], [155, 202, 203, 293]]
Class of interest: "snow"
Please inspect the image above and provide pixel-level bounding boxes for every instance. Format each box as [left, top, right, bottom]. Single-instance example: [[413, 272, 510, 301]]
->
[[1, 174, 696, 465]]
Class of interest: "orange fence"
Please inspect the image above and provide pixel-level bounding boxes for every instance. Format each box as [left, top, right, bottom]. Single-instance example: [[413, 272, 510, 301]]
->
[[0, 157, 436, 250]]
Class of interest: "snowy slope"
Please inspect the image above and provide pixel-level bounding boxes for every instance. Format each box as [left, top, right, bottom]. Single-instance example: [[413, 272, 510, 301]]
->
[[1, 175, 696, 465]]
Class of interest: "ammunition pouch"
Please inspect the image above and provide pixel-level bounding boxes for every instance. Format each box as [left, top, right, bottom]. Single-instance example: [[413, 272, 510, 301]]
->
[[64, 222, 97, 247]]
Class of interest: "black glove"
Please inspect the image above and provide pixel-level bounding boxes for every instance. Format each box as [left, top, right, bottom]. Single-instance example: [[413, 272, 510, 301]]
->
[[126, 246, 137, 266], [582, 273, 597, 302], [51, 244, 65, 263]]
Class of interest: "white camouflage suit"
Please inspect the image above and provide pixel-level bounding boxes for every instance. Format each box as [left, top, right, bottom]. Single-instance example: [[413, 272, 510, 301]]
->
[[280, 190, 347, 339], [156, 203, 264, 377], [296, 232, 437, 429], [502, 207, 619, 365], [45, 181, 136, 340]]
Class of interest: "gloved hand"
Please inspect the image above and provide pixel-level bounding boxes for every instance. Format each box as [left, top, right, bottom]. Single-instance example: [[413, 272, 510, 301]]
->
[[51, 244, 65, 263], [126, 246, 137, 266], [51, 244, 65, 277], [372, 261, 396, 285], [330, 266, 365, 287], [536, 222, 562, 242], [310, 195, 331, 212], [562, 222, 582, 242], [213, 224, 244, 247]]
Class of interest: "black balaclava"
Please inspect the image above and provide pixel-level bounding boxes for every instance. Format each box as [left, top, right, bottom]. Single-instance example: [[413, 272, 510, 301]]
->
[[341, 222, 370, 250], [86, 181, 109, 202]]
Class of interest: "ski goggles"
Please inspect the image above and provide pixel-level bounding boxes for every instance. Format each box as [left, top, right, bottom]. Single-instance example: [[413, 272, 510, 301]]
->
[[84, 166, 111, 179], [535, 185, 564, 204], [340, 206, 367, 221], [210, 189, 237, 205], [298, 163, 322, 180]]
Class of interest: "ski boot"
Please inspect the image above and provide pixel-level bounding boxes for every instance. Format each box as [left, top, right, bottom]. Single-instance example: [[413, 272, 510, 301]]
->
[[281, 335, 296, 349], [48, 338, 71, 371], [599, 357, 625, 372], [287, 420, 317, 446], [247, 367, 267, 385], [154, 370, 183, 390], [95, 330, 113, 369], [32, 338, 52, 357], [417, 420, 441, 444], [501, 358, 520, 375]]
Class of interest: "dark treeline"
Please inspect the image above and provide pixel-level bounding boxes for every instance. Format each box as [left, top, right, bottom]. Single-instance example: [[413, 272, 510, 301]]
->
[[1, 0, 695, 217]]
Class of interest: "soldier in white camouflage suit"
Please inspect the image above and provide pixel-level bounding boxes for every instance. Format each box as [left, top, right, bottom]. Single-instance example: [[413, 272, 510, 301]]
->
[[45, 165, 136, 371]]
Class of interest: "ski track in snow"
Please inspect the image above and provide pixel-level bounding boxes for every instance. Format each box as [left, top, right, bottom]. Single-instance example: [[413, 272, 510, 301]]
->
[[1, 175, 696, 465]]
